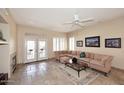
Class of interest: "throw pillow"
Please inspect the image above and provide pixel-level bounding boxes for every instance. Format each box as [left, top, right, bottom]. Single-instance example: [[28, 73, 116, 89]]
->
[[72, 57, 77, 64], [80, 52, 85, 58]]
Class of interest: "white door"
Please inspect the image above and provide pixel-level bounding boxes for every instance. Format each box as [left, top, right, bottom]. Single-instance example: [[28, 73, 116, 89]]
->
[[25, 40, 37, 63], [38, 40, 47, 60]]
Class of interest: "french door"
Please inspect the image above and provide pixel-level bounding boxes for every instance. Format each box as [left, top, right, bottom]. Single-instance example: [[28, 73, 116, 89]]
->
[[38, 40, 47, 60], [26, 40, 37, 62], [25, 37, 47, 63]]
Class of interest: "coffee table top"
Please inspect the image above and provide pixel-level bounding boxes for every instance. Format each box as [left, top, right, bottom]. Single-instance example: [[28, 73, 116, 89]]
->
[[65, 59, 88, 71]]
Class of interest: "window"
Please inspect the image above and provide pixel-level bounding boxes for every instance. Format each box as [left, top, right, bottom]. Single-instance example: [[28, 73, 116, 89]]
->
[[60, 38, 65, 50], [53, 37, 65, 51], [69, 37, 75, 50]]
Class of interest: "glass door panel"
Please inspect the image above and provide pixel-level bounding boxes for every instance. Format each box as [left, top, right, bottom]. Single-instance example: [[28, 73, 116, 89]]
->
[[25, 40, 37, 63], [38, 40, 47, 60]]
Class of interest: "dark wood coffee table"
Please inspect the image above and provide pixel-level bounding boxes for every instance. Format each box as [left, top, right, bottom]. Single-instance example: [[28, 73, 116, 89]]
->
[[64, 59, 88, 77]]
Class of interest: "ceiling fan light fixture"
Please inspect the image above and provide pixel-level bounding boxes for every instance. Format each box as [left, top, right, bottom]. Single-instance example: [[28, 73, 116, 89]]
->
[[75, 21, 78, 24], [74, 14, 79, 21]]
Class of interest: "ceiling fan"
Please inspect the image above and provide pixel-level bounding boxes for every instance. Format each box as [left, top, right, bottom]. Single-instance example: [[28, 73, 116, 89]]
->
[[63, 14, 94, 28]]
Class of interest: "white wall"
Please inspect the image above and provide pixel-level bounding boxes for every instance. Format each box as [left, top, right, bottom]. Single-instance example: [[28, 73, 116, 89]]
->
[[0, 23, 10, 74], [67, 16, 124, 70], [0, 9, 17, 78], [0, 9, 17, 54]]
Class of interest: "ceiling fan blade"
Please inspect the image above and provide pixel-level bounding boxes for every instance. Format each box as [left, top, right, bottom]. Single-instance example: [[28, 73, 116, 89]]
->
[[80, 19, 94, 23], [76, 24, 84, 28], [63, 22, 74, 25]]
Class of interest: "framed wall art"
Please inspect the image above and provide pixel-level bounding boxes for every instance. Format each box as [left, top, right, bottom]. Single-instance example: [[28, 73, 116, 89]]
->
[[85, 36, 100, 47], [105, 38, 121, 48], [76, 40, 83, 47]]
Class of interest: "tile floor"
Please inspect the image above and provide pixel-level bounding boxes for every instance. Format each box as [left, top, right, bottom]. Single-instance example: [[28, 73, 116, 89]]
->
[[8, 59, 124, 85]]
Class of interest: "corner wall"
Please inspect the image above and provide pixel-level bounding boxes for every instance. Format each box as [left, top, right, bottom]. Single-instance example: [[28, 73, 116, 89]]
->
[[67, 16, 124, 70]]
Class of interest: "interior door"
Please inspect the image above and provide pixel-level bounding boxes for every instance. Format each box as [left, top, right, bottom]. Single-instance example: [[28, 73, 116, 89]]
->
[[25, 39, 37, 63], [38, 40, 47, 60]]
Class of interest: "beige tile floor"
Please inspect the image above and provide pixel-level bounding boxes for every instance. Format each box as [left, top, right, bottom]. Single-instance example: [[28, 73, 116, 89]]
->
[[9, 59, 124, 85]]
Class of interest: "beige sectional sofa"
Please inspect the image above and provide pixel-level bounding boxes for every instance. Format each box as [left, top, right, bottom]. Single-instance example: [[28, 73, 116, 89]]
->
[[54, 51, 113, 75]]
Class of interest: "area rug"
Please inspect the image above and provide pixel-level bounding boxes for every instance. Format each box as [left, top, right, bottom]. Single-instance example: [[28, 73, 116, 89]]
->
[[57, 63, 100, 85]]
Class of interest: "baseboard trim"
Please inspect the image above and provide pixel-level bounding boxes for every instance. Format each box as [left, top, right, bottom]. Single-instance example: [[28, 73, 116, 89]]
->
[[112, 66, 124, 72], [16, 58, 55, 65]]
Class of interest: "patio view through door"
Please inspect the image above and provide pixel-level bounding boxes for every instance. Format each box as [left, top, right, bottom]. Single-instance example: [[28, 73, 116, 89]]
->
[[25, 37, 47, 63]]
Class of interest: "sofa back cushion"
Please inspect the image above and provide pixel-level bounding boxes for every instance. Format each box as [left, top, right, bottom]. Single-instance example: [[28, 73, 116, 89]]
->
[[68, 51, 72, 54], [57, 51, 61, 54], [94, 54, 106, 61], [61, 51, 68, 54], [71, 51, 77, 55], [54, 51, 59, 56], [85, 52, 94, 59], [77, 51, 81, 57]]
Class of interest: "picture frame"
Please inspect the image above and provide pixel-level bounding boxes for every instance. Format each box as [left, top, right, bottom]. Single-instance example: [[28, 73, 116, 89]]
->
[[85, 36, 100, 47], [76, 40, 83, 47], [105, 38, 121, 48]]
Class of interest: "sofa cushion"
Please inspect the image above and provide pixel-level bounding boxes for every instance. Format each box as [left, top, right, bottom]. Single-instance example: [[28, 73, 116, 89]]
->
[[66, 54, 72, 57], [90, 60, 105, 67], [76, 51, 81, 57], [60, 51, 65, 54], [101, 56, 109, 63], [59, 54, 67, 57], [60, 51, 64, 54], [68, 51, 72, 54], [79, 58, 90, 62], [85, 52, 90, 58], [72, 55, 78, 58], [58, 51, 61, 54], [71, 51, 77, 55], [94, 54, 104, 61], [85, 52, 94, 59], [63, 51, 68, 54], [90, 53, 94, 59], [60, 56, 70, 63], [54, 51, 60, 56]]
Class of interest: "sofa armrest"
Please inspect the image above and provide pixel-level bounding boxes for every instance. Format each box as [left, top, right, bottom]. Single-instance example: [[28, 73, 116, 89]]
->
[[104, 56, 113, 66], [99, 56, 112, 73], [101, 57, 108, 64], [101, 56, 112, 64]]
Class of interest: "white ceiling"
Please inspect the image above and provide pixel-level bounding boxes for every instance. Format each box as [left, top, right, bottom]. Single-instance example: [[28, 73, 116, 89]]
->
[[9, 8, 124, 32]]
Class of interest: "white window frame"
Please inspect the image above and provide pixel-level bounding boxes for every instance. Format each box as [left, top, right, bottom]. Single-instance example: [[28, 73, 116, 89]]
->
[[53, 37, 65, 51]]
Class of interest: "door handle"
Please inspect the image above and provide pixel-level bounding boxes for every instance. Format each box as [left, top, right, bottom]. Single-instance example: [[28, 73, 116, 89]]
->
[[40, 49, 44, 51], [29, 49, 33, 51]]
